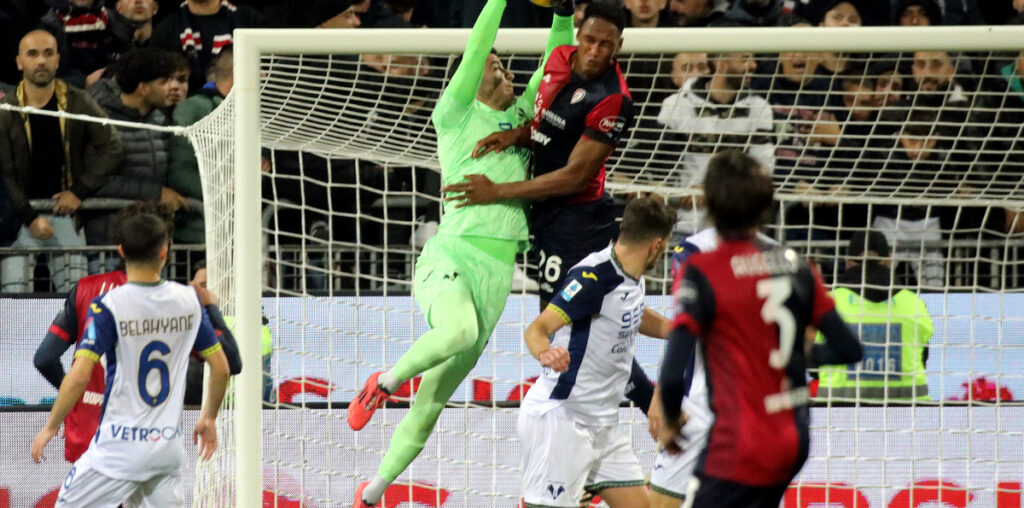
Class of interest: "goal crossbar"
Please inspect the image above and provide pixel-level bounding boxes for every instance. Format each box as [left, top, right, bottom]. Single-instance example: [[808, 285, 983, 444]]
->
[[234, 25, 1024, 54]]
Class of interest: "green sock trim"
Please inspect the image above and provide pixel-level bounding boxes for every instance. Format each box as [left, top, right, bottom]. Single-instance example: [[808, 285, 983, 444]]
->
[[650, 483, 687, 500], [585, 479, 647, 492]]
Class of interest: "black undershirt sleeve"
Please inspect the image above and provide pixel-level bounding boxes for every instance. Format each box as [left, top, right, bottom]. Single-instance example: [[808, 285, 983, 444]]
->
[[811, 309, 864, 366], [623, 358, 655, 413], [35, 332, 74, 390], [659, 326, 698, 422]]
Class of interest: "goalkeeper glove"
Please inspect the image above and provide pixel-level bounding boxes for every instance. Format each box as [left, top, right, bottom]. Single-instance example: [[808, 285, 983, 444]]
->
[[553, 0, 575, 18]]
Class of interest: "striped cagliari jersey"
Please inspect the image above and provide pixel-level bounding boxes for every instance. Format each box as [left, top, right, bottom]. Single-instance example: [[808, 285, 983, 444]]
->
[[523, 246, 645, 426], [670, 228, 780, 428], [73, 280, 220, 481]]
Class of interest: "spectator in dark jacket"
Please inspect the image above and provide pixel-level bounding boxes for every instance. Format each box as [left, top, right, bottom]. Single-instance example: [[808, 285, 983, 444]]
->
[[0, 0, 33, 86], [892, 0, 983, 26], [308, 0, 363, 28], [965, 47, 1024, 192], [168, 46, 233, 244], [720, 0, 802, 26], [807, 0, 888, 25], [669, 0, 725, 26], [86, 48, 185, 267], [624, 0, 676, 27], [894, 0, 941, 25], [39, 0, 124, 89], [166, 50, 191, 107], [152, 0, 264, 93], [0, 30, 122, 292], [110, 0, 159, 48]]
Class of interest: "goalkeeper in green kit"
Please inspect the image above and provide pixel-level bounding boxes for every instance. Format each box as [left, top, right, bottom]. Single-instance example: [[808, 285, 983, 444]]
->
[[348, 1, 575, 506]]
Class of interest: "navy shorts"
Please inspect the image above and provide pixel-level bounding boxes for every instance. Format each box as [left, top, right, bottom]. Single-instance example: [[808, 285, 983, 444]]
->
[[530, 194, 618, 304], [686, 472, 790, 508]]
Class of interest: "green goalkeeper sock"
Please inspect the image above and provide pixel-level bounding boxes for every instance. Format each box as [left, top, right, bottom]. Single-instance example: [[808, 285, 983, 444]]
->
[[377, 333, 485, 483], [390, 288, 480, 382]]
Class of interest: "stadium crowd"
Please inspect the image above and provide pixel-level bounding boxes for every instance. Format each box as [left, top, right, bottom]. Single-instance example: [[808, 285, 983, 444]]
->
[[1, 0, 1024, 293]]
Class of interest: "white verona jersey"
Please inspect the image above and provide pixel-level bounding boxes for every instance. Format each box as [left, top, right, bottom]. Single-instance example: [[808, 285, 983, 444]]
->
[[73, 281, 220, 481], [523, 246, 645, 426]]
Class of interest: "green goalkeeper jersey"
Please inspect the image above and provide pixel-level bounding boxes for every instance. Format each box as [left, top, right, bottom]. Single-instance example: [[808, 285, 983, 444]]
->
[[431, 0, 573, 253]]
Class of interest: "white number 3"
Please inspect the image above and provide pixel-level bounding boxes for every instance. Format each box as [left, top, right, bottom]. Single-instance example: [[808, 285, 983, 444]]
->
[[757, 278, 796, 370]]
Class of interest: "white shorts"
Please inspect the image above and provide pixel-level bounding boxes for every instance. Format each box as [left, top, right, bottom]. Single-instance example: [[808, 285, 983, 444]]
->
[[56, 459, 183, 508], [650, 404, 712, 501], [519, 407, 644, 508]]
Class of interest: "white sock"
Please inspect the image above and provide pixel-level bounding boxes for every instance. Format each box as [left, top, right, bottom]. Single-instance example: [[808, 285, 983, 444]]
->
[[362, 476, 390, 505], [377, 370, 400, 393]]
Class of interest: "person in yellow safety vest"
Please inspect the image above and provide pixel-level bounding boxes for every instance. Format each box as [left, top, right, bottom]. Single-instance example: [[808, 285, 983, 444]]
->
[[816, 230, 933, 401], [221, 314, 274, 402]]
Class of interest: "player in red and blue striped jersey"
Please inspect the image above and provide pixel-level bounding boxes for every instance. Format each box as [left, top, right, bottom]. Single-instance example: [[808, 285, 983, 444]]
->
[[658, 151, 862, 507]]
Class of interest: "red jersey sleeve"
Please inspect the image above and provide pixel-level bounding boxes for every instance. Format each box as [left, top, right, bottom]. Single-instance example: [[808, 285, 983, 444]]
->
[[583, 94, 633, 145], [671, 262, 714, 335], [50, 283, 80, 343], [809, 263, 836, 328]]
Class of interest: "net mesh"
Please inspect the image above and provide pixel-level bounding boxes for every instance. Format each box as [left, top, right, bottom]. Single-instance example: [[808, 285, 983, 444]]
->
[[187, 95, 238, 506], [190, 32, 1024, 507]]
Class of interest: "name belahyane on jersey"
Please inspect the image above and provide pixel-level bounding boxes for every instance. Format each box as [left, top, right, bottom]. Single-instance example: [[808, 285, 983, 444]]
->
[[119, 315, 195, 337]]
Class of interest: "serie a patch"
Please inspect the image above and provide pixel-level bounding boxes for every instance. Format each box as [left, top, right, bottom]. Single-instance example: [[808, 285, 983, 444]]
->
[[561, 279, 583, 301]]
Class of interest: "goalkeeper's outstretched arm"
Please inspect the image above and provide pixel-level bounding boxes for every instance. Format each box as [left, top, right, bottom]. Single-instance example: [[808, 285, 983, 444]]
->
[[522, 7, 576, 105], [462, 5, 575, 154], [442, 0, 507, 108]]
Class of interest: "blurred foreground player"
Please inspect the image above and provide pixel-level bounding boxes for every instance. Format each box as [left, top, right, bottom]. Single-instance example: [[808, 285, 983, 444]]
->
[[647, 226, 778, 508], [347, 1, 575, 506], [31, 207, 231, 507], [659, 150, 862, 508], [519, 197, 674, 508]]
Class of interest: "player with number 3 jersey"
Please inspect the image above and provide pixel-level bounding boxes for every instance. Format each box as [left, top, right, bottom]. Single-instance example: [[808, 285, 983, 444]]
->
[[648, 227, 778, 508], [658, 151, 862, 508]]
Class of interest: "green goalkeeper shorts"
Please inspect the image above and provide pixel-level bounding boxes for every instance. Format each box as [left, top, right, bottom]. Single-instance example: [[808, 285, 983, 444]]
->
[[413, 234, 515, 336]]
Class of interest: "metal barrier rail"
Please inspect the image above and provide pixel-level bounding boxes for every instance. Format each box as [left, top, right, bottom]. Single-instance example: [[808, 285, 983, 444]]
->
[[28, 198, 204, 214], [5, 237, 1024, 296], [0, 244, 206, 294]]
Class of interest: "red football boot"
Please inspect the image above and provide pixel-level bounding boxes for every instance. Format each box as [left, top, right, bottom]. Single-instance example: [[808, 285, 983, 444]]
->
[[348, 371, 389, 431]]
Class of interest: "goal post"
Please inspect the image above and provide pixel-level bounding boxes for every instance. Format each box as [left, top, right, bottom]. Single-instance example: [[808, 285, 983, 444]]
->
[[232, 28, 264, 508], [220, 24, 1024, 507]]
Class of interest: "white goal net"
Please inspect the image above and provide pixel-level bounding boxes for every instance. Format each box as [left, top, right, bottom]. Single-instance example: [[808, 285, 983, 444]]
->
[[187, 25, 1024, 507]]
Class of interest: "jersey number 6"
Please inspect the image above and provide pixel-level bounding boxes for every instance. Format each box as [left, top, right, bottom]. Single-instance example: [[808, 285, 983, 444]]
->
[[139, 341, 171, 407], [757, 277, 796, 370]]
